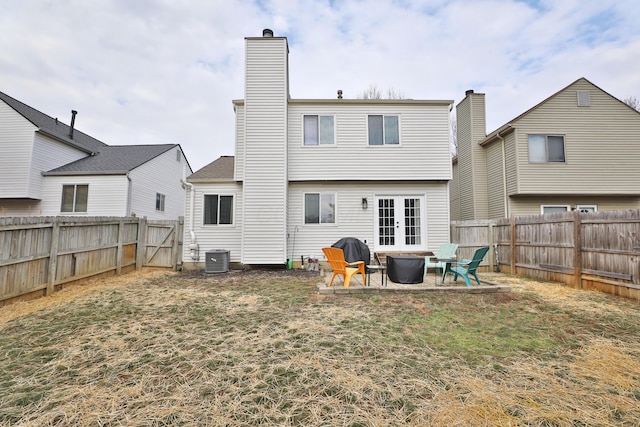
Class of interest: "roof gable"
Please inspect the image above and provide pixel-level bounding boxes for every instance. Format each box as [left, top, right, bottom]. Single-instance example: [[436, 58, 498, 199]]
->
[[480, 77, 637, 145], [188, 156, 234, 182], [0, 91, 107, 153]]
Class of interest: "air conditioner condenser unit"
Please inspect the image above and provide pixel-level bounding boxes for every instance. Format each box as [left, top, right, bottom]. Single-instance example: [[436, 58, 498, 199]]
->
[[205, 249, 230, 273]]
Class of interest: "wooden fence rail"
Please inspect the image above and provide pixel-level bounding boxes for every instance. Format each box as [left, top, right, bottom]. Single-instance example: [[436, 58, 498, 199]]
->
[[0, 216, 183, 306], [451, 209, 640, 300]]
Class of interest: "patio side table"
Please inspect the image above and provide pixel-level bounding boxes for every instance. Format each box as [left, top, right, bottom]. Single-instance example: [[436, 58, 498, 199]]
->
[[366, 264, 387, 287]]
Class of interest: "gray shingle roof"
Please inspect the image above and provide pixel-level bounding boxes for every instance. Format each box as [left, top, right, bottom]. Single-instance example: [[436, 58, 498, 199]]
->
[[188, 156, 235, 181], [1, 91, 186, 175], [0, 91, 107, 153], [43, 144, 179, 175]]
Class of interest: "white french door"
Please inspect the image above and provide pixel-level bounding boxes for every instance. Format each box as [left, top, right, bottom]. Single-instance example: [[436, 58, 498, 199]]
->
[[374, 196, 426, 252]]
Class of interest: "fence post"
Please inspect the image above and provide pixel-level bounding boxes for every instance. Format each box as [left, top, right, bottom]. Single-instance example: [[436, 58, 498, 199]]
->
[[510, 215, 516, 274], [116, 219, 125, 275], [136, 217, 147, 270], [488, 222, 495, 272], [574, 210, 582, 289], [46, 218, 60, 295]]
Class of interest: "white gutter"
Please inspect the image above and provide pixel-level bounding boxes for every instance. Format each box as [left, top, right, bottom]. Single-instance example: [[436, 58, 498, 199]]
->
[[180, 166, 199, 261]]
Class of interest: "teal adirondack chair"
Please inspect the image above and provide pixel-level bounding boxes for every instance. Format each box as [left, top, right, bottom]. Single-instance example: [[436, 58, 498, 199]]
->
[[425, 243, 459, 274], [444, 246, 490, 286]]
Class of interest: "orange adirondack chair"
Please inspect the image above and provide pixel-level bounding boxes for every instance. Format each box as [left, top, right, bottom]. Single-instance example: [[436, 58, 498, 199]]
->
[[322, 247, 367, 288]]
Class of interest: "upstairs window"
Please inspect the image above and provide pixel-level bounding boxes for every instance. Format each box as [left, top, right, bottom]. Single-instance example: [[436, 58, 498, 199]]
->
[[528, 135, 565, 163], [156, 193, 166, 212], [61, 184, 88, 213], [304, 193, 335, 224], [204, 195, 234, 225], [368, 115, 399, 145], [303, 115, 335, 145]]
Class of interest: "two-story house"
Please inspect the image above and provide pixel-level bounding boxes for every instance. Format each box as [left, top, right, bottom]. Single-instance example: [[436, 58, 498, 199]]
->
[[0, 92, 192, 219], [450, 77, 640, 220], [182, 29, 454, 269]]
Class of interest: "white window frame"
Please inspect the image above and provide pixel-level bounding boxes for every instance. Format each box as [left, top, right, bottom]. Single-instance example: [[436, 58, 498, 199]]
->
[[304, 192, 336, 224], [61, 184, 88, 213], [541, 205, 571, 214], [528, 134, 566, 163], [203, 194, 234, 225], [303, 115, 335, 146], [367, 115, 400, 146], [155, 193, 166, 212], [576, 205, 597, 213]]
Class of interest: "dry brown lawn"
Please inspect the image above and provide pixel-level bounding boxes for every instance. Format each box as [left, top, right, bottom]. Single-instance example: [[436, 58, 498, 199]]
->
[[1, 268, 639, 426]]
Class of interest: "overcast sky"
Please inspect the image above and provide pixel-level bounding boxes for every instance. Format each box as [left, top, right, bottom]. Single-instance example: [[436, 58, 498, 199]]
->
[[2, 0, 640, 172]]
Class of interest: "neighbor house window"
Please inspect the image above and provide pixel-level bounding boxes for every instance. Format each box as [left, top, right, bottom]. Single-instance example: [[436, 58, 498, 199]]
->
[[156, 193, 165, 212], [541, 205, 570, 214], [304, 193, 335, 224], [303, 115, 335, 145], [204, 195, 233, 225], [61, 184, 88, 213], [528, 135, 565, 163], [368, 115, 399, 145], [577, 205, 597, 213]]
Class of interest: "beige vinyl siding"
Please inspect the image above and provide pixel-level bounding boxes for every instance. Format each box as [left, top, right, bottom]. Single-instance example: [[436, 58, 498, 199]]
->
[[0, 199, 45, 216], [30, 133, 87, 200], [0, 100, 38, 198], [287, 102, 452, 181], [129, 149, 188, 220], [455, 93, 493, 220], [40, 175, 129, 216], [455, 99, 473, 220], [470, 94, 488, 219], [505, 131, 518, 196], [486, 141, 505, 219], [450, 160, 460, 221], [233, 103, 245, 181], [242, 37, 288, 264], [287, 181, 450, 261], [515, 79, 640, 194], [183, 182, 243, 265], [509, 195, 640, 217]]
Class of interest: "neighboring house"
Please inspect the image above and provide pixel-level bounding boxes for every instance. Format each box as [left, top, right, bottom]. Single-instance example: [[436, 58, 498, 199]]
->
[[450, 77, 640, 220], [0, 92, 192, 219], [182, 29, 454, 269]]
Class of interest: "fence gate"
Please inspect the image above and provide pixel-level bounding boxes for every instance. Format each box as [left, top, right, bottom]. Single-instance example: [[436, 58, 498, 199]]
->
[[142, 219, 183, 269]]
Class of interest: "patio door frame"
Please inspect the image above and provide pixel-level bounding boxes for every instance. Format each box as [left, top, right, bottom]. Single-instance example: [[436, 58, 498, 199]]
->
[[374, 195, 426, 252]]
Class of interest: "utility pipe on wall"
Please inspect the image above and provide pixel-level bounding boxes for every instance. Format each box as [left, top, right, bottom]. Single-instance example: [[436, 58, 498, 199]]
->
[[180, 166, 199, 261]]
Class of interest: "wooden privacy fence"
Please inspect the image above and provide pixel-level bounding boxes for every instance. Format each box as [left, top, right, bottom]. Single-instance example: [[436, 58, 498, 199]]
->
[[451, 210, 640, 300], [0, 216, 183, 306]]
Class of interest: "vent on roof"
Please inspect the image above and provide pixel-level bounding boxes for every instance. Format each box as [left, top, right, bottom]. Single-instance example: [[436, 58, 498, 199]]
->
[[205, 249, 230, 273], [577, 90, 590, 107]]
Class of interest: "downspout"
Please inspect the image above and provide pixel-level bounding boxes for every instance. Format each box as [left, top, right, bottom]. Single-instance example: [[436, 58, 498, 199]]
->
[[496, 131, 509, 218], [180, 166, 199, 261]]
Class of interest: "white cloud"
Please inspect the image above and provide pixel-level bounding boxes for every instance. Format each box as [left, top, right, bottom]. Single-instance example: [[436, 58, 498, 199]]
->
[[1, 0, 639, 170]]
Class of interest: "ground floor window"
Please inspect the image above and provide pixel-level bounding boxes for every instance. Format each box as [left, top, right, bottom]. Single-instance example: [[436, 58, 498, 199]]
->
[[156, 193, 165, 212], [541, 205, 570, 214], [304, 193, 335, 224], [204, 195, 233, 225], [61, 184, 88, 213]]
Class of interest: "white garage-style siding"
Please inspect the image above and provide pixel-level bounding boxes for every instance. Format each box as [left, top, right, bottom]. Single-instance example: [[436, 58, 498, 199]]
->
[[40, 175, 130, 216], [242, 35, 289, 264], [129, 148, 188, 219], [182, 182, 243, 267], [287, 101, 452, 181], [287, 181, 450, 262], [0, 99, 38, 198]]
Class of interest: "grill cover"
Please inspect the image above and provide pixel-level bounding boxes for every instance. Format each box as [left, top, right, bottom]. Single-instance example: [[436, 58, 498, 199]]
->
[[331, 237, 371, 264]]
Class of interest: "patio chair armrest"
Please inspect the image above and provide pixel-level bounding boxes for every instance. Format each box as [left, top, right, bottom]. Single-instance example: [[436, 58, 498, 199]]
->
[[347, 261, 365, 267]]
